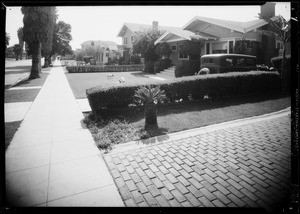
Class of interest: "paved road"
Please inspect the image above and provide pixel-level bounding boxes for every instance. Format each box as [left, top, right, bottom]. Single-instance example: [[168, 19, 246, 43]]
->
[[103, 115, 291, 211]]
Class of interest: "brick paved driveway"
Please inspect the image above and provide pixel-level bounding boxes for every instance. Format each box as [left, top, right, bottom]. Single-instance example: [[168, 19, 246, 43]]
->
[[103, 115, 291, 212]]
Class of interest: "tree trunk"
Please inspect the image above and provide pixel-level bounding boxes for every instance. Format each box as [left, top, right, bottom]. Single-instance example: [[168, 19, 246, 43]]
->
[[144, 103, 158, 129], [29, 41, 41, 79], [43, 54, 50, 68]]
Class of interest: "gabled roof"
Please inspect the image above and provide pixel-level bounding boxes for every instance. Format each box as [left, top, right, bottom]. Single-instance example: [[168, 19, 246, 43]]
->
[[117, 22, 181, 37], [183, 16, 268, 33], [80, 40, 118, 50], [154, 28, 217, 45]]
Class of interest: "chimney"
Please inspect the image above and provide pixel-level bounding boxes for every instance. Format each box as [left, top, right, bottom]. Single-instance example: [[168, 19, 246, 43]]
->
[[260, 2, 275, 19], [152, 21, 158, 31]]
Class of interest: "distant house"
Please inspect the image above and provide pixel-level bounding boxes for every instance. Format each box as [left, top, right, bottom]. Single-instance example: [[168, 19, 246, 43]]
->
[[155, 2, 286, 66], [80, 40, 121, 64], [117, 21, 181, 50]]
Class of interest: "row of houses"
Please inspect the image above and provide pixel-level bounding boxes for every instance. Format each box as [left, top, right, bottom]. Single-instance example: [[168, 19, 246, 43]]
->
[[79, 3, 289, 67]]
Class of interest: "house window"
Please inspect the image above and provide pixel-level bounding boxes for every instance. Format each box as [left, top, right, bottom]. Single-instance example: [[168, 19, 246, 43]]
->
[[131, 36, 134, 42], [276, 41, 283, 49], [124, 37, 127, 45], [171, 45, 177, 51], [206, 43, 210, 54], [229, 41, 234, 53]]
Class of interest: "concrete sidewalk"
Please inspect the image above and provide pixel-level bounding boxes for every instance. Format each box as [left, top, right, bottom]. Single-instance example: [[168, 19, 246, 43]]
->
[[5, 61, 124, 207]]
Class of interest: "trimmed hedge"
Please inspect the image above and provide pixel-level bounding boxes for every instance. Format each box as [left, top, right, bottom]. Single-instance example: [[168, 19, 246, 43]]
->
[[86, 71, 281, 112], [66, 64, 145, 73]]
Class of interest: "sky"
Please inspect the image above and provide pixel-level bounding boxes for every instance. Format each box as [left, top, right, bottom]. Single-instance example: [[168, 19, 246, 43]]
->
[[5, 3, 291, 50]]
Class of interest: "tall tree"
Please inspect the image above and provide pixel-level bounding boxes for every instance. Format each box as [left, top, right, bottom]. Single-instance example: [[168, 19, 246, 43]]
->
[[13, 44, 22, 60], [5, 33, 10, 49], [17, 27, 24, 60], [257, 14, 291, 93], [21, 7, 57, 79], [132, 29, 162, 62], [51, 21, 73, 57]]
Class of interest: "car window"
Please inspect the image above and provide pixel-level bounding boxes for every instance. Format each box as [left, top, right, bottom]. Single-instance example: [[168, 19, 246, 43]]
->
[[245, 58, 256, 66], [203, 58, 214, 63], [236, 58, 245, 66], [225, 58, 234, 67]]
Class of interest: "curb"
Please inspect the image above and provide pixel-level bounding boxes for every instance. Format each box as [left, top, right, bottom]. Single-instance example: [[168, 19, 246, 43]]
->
[[108, 107, 291, 154]]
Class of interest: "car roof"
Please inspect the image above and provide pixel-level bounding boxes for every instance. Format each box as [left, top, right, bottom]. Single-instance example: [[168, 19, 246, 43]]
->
[[201, 54, 256, 59]]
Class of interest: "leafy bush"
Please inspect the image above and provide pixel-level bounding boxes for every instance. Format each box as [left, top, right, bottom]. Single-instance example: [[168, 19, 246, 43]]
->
[[130, 54, 141, 64], [87, 71, 281, 112], [155, 42, 172, 58], [83, 56, 93, 64], [176, 60, 200, 77], [144, 61, 155, 73], [154, 61, 162, 73], [66, 64, 145, 73], [175, 64, 183, 78], [158, 58, 172, 70]]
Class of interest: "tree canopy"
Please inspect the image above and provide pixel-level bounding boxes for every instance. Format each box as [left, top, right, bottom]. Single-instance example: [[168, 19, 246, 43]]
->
[[5, 33, 10, 49], [51, 21, 73, 56], [132, 29, 163, 61]]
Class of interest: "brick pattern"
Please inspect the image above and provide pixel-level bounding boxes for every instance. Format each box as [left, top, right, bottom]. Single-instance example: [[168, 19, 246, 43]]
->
[[103, 116, 291, 211]]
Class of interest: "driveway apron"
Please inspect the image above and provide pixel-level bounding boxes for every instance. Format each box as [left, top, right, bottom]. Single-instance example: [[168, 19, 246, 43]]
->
[[5, 61, 124, 207]]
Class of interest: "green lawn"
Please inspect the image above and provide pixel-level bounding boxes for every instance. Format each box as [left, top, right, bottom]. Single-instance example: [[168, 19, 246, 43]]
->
[[83, 94, 290, 150], [5, 73, 49, 103], [65, 68, 175, 99]]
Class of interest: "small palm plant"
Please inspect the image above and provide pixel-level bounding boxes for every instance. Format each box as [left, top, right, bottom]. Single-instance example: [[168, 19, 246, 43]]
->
[[134, 85, 166, 129]]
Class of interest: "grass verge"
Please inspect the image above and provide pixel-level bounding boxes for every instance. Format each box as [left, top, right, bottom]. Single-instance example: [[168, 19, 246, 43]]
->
[[83, 94, 290, 151], [5, 120, 22, 151]]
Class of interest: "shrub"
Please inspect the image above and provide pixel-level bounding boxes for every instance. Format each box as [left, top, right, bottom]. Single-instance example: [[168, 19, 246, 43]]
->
[[154, 61, 162, 73], [86, 71, 281, 112], [175, 64, 183, 78], [130, 54, 141, 64], [145, 61, 155, 73], [176, 60, 200, 77], [158, 58, 172, 70]]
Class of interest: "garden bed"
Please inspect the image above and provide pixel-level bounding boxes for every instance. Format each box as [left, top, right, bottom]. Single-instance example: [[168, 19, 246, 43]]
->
[[83, 93, 290, 151]]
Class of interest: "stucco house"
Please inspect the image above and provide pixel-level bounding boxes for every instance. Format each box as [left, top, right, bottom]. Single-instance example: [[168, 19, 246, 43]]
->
[[154, 3, 285, 67], [117, 21, 181, 50], [80, 40, 121, 64]]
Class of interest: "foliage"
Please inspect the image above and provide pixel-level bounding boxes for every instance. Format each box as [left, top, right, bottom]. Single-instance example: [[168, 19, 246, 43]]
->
[[5, 33, 10, 49], [21, 6, 57, 78], [144, 61, 155, 73], [134, 85, 166, 105], [52, 21, 73, 56], [5, 46, 14, 58], [22, 7, 57, 45], [66, 64, 145, 73], [155, 42, 172, 58], [271, 56, 291, 91], [132, 29, 162, 62], [234, 40, 264, 64], [130, 54, 141, 64], [13, 44, 22, 60], [154, 61, 162, 73], [179, 41, 202, 59], [158, 58, 172, 69], [17, 27, 24, 59], [86, 71, 281, 112], [257, 14, 291, 93]]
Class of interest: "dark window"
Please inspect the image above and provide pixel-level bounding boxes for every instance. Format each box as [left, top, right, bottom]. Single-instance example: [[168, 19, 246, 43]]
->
[[206, 43, 210, 54], [229, 41, 234, 53], [171, 45, 177, 51]]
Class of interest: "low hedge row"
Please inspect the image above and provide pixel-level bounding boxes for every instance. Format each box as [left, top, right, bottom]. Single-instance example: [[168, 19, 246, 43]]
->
[[66, 64, 145, 73], [86, 71, 281, 112]]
